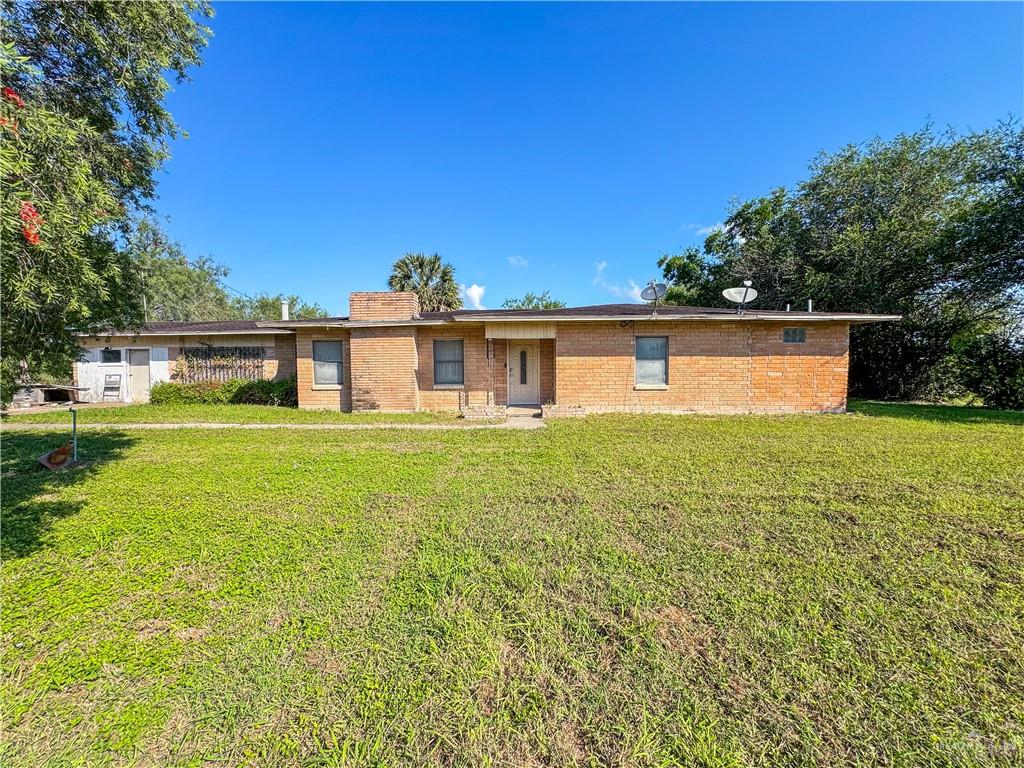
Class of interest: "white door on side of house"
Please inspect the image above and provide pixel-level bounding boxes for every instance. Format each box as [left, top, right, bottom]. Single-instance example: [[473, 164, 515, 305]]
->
[[508, 342, 539, 405], [128, 348, 151, 403]]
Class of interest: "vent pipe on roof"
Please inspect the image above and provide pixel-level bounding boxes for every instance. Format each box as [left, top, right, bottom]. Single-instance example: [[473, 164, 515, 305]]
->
[[281, 299, 290, 321], [786, 303, 791, 312], [807, 299, 813, 313]]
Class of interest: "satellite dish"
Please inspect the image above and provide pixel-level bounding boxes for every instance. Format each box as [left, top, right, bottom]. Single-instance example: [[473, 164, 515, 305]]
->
[[640, 282, 667, 301], [641, 281, 667, 316], [722, 280, 758, 313]]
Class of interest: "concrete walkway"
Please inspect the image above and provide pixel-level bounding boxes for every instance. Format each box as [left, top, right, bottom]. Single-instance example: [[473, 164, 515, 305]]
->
[[1, 417, 546, 432]]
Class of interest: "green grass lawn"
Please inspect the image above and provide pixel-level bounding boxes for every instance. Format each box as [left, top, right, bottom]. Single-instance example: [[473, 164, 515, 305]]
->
[[2, 405, 1022, 766], [3, 403, 464, 425]]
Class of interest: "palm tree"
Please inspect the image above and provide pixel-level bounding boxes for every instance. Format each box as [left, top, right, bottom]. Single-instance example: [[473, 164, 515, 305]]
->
[[387, 252, 462, 312]]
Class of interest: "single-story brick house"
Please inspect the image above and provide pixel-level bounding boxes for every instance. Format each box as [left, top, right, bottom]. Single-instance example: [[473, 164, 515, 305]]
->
[[75, 290, 899, 416]]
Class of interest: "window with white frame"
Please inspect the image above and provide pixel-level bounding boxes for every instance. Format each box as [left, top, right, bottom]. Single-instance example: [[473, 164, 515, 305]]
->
[[635, 336, 668, 386], [312, 340, 343, 386], [783, 327, 807, 343], [433, 339, 464, 386], [101, 349, 122, 364]]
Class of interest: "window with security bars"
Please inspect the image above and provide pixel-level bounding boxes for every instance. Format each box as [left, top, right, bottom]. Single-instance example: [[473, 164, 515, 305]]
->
[[635, 336, 668, 385], [433, 339, 464, 385], [179, 346, 264, 382]]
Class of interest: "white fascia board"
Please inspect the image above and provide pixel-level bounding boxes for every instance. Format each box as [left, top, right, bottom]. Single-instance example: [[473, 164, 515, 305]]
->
[[454, 313, 902, 323], [341, 319, 449, 328], [77, 328, 296, 337], [256, 322, 344, 330]]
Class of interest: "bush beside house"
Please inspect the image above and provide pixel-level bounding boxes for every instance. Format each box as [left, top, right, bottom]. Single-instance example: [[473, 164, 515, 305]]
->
[[151, 377, 298, 407]]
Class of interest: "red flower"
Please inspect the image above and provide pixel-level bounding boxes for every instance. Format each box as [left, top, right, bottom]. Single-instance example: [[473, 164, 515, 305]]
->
[[19, 201, 40, 223], [2, 86, 25, 108], [22, 225, 40, 246]]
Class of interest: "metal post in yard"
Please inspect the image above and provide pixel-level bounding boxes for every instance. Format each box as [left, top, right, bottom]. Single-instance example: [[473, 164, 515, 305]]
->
[[71, 407, 78, 463]]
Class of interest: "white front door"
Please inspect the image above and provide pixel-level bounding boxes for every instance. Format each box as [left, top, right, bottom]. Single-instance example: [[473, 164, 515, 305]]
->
[[128, 349, 151, 403], [508, 342, 539, 405]]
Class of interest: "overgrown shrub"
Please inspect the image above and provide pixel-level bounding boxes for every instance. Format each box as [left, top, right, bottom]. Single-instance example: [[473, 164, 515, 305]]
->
[[955, 331, 1024, 411], [231, 378, 298, 407], [150, 377, 298, 407]]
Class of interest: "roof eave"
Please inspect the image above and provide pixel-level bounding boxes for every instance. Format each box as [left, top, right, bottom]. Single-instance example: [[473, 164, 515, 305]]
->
[[453, 313, 903, 323], [256, 321, 346, 330], [78, 328, 295, 337], [343, 318, 449, 328]]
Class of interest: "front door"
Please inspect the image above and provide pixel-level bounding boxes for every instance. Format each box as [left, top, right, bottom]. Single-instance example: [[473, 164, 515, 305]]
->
[[508, 342, 539, 405], [128, 349, 151, 403]]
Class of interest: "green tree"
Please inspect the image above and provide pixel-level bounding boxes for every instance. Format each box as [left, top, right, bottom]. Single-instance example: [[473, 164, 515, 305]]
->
[[132, 219, 233, 322], [501, 291, 566, 310], [0, 1, 212, 402], [387, 252, 462, 312], [659, 124, 1024, 401], [132, 219, 327, 322], [231, 293, 328, 320], [656, 248, 721, 306]]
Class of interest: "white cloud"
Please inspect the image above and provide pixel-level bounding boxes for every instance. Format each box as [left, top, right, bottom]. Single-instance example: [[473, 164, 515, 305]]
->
[[681, 222, 726, 237], [460, 283, 486, 310], [507, 254, 528, 269], [592, 261, 643, 303], [696, 222, 725, 236]]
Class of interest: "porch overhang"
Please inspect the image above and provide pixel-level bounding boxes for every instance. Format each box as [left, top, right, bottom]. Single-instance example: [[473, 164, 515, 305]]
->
[[484, 322, 556, 339]]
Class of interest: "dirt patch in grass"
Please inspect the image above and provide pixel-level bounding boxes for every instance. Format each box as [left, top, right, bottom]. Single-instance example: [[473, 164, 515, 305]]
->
[[652, 604, 716, 658], [136, 619, 172, 641]]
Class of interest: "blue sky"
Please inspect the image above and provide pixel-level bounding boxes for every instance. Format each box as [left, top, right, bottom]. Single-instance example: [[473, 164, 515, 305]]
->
[[156, 2, 1023, 315]]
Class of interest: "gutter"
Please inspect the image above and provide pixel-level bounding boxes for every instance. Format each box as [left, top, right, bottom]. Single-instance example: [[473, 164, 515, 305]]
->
[[452, 313, 903, 324], [79, 328, 296, 337]]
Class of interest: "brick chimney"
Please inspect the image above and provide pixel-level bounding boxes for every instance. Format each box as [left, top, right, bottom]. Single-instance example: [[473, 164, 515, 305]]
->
[[348, 291, 420, 321]]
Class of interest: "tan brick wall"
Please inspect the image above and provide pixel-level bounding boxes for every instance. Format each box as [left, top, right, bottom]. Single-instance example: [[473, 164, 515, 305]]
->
[[553, 320, 850, 414], [348, 291, 420, 321], [294, 329, 352, 411], [539, 339, 555, 405], [493, 342, 508, 407], [272, 335, 296, 380], [350, 326, 418, 411], [750, 322, 849, 412], [417, 324, 496, 411]]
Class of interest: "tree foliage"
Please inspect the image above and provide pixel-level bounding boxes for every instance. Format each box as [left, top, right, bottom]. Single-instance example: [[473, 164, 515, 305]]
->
[[231, 293, 327, 321], [0, 1, 212, 402], [659, 124, 1024, 402], [131, 219, 326, 322], [387, 252, 462, 312], [131, 218, 232, 322], [501, 291, 566, 310]]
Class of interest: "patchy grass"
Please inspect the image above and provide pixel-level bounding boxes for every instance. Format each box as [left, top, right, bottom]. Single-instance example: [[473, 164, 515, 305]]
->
[[1, 407, 1022, 766], [3, 403, 464, 425]]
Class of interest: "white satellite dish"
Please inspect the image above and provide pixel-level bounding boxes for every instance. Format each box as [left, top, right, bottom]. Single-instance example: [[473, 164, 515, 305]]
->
[[641, 281, 667, 316], [640, 282, 667, 302], [722, 280, 757, 313]]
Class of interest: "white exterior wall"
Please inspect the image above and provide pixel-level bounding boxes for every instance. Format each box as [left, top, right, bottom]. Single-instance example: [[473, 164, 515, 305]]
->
[[74, 345, 170, 403], [74, 333, 286, 403]]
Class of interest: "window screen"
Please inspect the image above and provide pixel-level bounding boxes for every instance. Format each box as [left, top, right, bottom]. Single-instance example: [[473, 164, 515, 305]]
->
[[783, 327, 807, 343], [636, 336, 668, 385], [433, 339, 464, 385], [312, 341, 343, 385], [101, 349, 121, 364]]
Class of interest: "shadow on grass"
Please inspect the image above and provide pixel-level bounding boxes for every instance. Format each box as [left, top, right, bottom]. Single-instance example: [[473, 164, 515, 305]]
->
[[1, 431, 138, 559], [849, 399, 1024, 426]]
